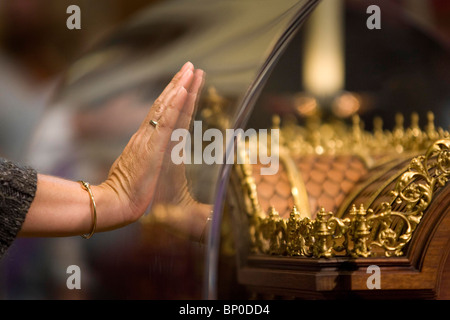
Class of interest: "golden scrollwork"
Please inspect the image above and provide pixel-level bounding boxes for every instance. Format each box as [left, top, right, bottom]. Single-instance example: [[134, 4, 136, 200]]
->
[[390, 139, 450, 229], [243, 138, 450, 258]]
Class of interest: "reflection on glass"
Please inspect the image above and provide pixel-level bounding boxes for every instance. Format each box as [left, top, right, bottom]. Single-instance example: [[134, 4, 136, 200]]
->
[[27, 0, 319, 299]]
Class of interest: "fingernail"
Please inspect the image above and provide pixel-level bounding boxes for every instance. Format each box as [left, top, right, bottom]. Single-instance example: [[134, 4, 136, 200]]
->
[[181, 61, 193, 73]]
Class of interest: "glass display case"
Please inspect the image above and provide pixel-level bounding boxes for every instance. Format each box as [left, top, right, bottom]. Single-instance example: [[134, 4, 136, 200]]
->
[[18, 0, 320, 299], [2, 0, 449, 299]]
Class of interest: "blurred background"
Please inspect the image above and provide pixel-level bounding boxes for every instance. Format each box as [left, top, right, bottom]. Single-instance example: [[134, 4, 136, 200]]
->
[[249, 0, 450, 131], [0, 0, 162, 163], [0, 0, 449, 299]]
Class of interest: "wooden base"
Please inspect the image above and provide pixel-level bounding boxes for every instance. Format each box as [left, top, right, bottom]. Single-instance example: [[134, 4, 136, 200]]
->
[[234, 187, 450, 299]]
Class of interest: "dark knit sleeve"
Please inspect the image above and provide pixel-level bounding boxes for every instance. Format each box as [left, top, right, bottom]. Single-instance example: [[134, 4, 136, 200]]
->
[[0, 158, 37, 258]]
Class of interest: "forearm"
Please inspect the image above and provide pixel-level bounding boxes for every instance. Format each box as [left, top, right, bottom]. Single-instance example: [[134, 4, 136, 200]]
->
[[19, 174, 127, 237]]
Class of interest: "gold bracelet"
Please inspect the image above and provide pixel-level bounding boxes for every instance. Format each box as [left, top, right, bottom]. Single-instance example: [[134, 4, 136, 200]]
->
[[78, 181, 97, 239]]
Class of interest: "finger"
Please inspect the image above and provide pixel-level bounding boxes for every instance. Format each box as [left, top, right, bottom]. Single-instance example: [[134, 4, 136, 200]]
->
[[148, 86, 189, 153], [162, 70, 204, 177], [142, 62, 194, 128], [160, 66, 195, 110], [143, 68, 194, 131], [161, 69, 204, 169], [178, 69, 205, 131], [158, 62, 194, 102], [178, 67, 196, 93]]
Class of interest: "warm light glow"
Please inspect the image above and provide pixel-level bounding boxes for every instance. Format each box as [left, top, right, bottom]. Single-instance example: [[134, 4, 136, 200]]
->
[[332, 92, 361, 118], [294, 93, 318, 116], [302, 0, 345, 100]]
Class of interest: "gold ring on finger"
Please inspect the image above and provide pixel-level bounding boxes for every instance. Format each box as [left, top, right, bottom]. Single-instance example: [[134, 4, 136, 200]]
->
[[149, 120, 158, 128]]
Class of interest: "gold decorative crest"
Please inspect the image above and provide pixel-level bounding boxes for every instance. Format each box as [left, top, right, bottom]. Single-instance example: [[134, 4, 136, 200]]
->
[[237, 133, 450, 258], [200, 87, 450, 258], [246, 139, 450, 258]]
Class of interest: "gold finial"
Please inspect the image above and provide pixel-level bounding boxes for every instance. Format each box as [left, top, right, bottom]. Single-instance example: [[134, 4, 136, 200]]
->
[[406, 112, 423, 150], [393, 113, 405, 152], [373, 116, 383, 133], [288, 206, 301, 222], [350, 204, 372, 257], [394, 113, 404, 135], [272, 115, 281, 129], [411, 112, 419, 125], [312, 208, 333, 258], [410, 112, 420, 135], [426, 111, 438, 140], [268, 206, 279, 218], [352, 114, 362, 144], [373, 116, 385, 144]]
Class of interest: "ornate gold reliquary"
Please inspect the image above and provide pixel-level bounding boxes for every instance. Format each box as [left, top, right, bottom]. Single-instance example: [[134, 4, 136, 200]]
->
[[203, 89, 450, 260]]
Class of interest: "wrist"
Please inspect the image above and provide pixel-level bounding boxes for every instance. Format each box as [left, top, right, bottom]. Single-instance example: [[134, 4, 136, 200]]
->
[[91, 183, 132, 232]]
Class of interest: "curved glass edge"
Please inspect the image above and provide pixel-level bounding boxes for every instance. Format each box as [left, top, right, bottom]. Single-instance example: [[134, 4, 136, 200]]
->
[[204, 0, 320, 299], [23, 0, 321, 299]]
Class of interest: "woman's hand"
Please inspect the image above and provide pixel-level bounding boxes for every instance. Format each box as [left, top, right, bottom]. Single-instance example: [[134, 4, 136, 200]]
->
[[144, 66, 212, 240], [21, 62, 208, 237], [96, 62, 207, 231]]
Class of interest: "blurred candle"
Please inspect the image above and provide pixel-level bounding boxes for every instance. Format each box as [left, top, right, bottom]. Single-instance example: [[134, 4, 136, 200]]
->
[[302, 0, 345, 102]]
